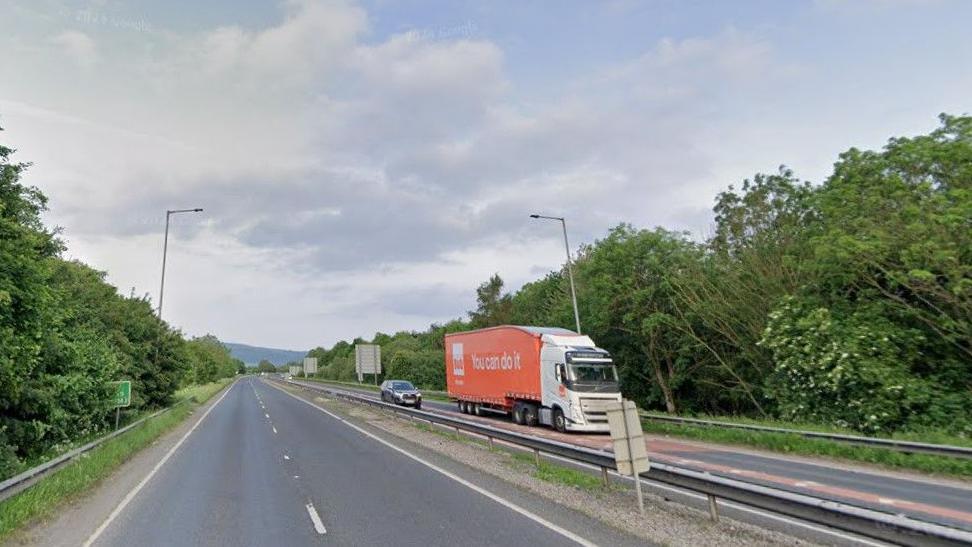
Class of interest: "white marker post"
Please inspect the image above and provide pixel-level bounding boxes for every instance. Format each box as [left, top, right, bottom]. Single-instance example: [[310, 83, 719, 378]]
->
[[606, 399, 650, 514]]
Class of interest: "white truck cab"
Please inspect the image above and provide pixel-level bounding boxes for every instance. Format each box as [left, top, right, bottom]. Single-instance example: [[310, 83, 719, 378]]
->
[[538, 333, 622, 432]]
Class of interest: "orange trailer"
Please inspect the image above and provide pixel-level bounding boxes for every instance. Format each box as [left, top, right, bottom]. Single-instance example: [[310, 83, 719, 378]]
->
[[445, 325, 621, 432]]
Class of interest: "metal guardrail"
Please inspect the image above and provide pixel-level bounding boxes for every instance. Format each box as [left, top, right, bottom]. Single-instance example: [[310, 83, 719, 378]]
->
[[640, 414, 972, 459], [0, 399, 190, 503], [283, 379, 972, 547]]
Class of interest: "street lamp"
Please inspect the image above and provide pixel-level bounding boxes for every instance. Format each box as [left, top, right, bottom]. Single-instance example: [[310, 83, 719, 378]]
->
[[529, 214, 581, 334], [158, 208, 203, 319]]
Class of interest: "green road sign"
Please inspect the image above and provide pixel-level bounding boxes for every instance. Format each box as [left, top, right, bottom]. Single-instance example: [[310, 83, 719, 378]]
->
[[112, 381, 132, 408]]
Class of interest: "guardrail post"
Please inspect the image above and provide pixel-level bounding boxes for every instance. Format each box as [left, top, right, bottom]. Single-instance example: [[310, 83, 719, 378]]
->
[[455, 426, 461, 440], [601, 466, 609, 487], [707, 494, 719, 522], [534, 448, 541, 468], [488, 436, 494, 451]]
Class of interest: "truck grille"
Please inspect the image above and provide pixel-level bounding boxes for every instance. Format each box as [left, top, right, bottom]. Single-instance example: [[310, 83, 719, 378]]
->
[[579, 398, 613, 423]]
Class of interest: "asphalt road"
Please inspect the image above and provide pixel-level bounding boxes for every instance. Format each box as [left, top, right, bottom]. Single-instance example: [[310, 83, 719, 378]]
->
[[87, 378, 641, 547], [297, 379, 972, 532]]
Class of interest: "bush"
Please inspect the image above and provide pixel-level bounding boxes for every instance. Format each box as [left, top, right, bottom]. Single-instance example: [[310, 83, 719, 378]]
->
[[761, 298, 950, 433]]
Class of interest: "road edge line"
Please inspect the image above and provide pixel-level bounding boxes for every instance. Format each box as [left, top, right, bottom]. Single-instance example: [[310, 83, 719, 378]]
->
[[264, 381, 598, 547], [82, 381, 237, 547]]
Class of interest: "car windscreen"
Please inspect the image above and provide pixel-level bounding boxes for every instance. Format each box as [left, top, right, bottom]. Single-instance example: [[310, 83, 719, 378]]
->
[[392, 382, 415, 390]]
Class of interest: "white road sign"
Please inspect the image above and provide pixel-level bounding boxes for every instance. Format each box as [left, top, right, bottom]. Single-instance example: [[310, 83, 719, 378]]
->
[[303, 357, 318, 375], [355, 344, 381, 382]]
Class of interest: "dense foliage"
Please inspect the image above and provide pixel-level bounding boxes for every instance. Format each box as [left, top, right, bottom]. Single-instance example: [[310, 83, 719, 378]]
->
[[0, 133, 241, 477], [308, 115, 971, 436]]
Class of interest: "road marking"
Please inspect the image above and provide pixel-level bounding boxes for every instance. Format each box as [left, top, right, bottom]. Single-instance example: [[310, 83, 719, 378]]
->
[[272, 426, 278, 434], [269, 383, 597, 547], [82, 381, 236, 547], [292, 382, 888, 547], [305, 503, 327, 535], [265, 413, 270, 418], [284, 454, 291, 460]]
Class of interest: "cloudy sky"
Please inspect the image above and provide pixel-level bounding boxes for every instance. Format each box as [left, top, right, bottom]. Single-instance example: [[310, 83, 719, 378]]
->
[[1, 0, 970, 350]]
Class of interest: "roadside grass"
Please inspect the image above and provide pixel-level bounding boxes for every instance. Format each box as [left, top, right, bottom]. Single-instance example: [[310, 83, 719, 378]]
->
[[641, 420, 972, 478], [642, 412, 972, 448], [0, 378, 234, 542], [407, 411, 607, 493], [300, 377, 452, 402], [508, 452, 608, 492]]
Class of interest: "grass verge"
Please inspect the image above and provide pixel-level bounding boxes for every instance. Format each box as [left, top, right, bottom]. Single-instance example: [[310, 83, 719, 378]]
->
[[641, 419, 972, 478], [401, 408, 607, 492], [0, 378, 233, 541], [508, 452, 608, 492]]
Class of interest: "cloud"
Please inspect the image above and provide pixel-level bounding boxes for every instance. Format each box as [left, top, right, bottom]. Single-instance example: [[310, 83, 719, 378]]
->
[[5, 1, 967, 347], [2, 8, 791, 345], [51, 30, 98, 68]]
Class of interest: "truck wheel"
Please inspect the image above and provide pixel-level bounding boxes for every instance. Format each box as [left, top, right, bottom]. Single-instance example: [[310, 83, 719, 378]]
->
[[553, 408, 567, 433], [524, 404, 539, 427], [512, 403, 526, 425], [460, 401, 469, 414]]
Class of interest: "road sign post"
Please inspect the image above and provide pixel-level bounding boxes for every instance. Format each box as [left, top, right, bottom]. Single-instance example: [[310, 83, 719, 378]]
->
[[355, 344, 381, 384], [111, 381, 132, 430], [606, 399, 649, 514]]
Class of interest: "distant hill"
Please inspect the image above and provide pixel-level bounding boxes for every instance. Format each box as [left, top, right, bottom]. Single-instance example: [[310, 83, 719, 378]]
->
[[223, 342, 307, 366]]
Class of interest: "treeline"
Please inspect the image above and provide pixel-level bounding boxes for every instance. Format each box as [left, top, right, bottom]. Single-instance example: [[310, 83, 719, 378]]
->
[[306, 115, 971, 435], [0, 134, 243, 477]]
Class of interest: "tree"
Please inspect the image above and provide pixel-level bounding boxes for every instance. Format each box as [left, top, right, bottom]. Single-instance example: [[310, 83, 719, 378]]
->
[[577, 225, 702, 413], [468, 274, 512, 328], [256, 360, 277, 373]]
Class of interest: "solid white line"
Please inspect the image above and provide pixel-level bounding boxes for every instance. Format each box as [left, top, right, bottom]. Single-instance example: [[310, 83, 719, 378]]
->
[[268, 383, 596, 547], [314, 383, 886, 547], [305, 503, 327, 534], [82, 381, 237, 547]]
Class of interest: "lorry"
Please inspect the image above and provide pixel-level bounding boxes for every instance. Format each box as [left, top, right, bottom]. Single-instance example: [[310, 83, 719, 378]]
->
[[445, 326, 622, 433]]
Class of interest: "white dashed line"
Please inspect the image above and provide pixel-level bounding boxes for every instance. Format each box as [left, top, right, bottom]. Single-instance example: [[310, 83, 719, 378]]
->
[[306, 503, 327, 534], [270, 383, 597, 547], [272, 426, 278, 434], [284, 454, 290, 460]]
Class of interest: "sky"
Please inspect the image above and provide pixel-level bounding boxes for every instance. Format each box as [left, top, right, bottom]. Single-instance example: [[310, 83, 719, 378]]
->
[[1, 0, 970, 351]]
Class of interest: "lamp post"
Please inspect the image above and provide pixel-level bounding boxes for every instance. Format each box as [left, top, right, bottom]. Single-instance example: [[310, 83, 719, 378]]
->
[[529, 214, 581, 334], [158, 208, 203, 319]]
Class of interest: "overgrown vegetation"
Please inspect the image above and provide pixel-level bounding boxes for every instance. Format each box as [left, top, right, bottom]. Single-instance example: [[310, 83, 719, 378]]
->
[[0, 130, 243, 479], [307, 115, 971, 438]]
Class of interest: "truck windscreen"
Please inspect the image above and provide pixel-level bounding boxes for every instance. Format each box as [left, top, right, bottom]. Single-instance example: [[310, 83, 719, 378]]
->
[[566, 363, 619, 393], [568, 363, 618, 383]]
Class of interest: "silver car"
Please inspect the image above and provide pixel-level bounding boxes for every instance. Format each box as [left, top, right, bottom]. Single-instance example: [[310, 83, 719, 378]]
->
[[380, 380, 422, 409]]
